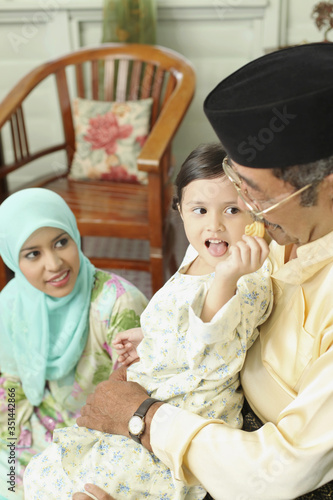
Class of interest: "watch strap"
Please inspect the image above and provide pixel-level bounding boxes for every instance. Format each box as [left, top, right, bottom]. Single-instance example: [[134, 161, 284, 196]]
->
[[133, 397, 161, 418], [129, 398, 161, 443], [129, 427, 143, 444]]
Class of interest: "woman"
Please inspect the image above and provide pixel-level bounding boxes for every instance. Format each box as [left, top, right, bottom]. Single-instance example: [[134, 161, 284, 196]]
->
[[0, 188, 148, 499]]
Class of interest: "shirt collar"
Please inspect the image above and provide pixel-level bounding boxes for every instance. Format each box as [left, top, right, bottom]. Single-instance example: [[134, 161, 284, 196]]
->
[[270, 231, 333, 285]]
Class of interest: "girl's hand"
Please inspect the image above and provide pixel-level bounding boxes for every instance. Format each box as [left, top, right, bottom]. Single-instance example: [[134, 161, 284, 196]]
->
[[200, 235, 269, 323], [112, 328, 143, 366], [215, 235, 269, 283]]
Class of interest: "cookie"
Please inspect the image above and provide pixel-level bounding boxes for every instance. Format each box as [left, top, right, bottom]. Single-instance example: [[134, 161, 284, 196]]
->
[[245, 221, 265, 238]]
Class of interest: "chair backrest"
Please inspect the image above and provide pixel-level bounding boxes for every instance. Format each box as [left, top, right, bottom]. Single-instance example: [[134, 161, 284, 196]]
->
[[0, 43, 195, 197]]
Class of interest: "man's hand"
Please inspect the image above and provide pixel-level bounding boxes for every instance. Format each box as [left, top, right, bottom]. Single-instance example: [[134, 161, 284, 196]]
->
[[76, 378, 150, 436], [72, 483, 115, 500], [109, 364, 127, 382]]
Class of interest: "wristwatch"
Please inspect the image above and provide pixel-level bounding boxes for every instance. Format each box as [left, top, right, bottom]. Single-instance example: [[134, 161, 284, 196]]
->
[[128, 397, 161, 444]]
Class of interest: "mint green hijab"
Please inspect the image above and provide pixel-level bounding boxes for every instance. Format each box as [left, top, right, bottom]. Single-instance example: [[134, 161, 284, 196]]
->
[[0, 188, 95, 405]]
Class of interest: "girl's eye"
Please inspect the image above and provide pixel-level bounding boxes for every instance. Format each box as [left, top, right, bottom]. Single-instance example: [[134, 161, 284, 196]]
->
[[225, 206, 240, 215], [55, 237, 69, 248], [193, 207, 207, 215], [25, 250, 40, 260]]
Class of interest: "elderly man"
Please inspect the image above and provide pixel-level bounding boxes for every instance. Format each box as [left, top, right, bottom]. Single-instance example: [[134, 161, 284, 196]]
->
[[73, 43, 333, 500]]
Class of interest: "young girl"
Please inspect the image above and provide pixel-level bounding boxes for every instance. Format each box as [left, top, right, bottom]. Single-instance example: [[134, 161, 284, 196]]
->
[[24, 143, 273, 500], [0, 188, 148, 499]]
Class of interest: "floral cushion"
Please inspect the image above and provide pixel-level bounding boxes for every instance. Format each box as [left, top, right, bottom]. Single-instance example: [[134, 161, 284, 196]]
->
[[69, 97, 153, 184]]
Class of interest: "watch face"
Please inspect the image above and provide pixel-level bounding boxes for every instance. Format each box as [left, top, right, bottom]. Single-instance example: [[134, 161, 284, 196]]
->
[[129, 415, 144, 436]]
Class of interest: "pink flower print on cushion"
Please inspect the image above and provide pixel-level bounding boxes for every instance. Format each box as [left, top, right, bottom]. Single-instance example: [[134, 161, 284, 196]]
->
[[84, 112, 133, 155], [136, 135, 148, 148], [100, 165, 139, 184]]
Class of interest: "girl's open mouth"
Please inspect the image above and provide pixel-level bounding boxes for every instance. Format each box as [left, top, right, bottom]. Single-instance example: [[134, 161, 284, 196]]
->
[[205, 239, 229, 257]]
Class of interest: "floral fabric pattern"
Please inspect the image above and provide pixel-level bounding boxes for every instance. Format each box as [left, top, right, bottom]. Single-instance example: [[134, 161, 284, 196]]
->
[[24, 249, 272, 500], [84, 111, 133, 155], [69, 97, 153, 184], [0, 270, 148, 499]]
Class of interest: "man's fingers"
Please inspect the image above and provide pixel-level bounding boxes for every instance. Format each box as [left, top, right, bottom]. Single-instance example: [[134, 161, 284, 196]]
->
[[79, 403, 90, 417], [86, 484, 115, 499], [76, 415, 101, 430], [72, 484, 116, 500], [76, 415, 86, 427], [72, 493, 92, 500], [76, 414, 99, 428]]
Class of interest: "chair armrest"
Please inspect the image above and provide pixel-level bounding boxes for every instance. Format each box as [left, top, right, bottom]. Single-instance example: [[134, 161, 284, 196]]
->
[[0, 63, 52, 128]]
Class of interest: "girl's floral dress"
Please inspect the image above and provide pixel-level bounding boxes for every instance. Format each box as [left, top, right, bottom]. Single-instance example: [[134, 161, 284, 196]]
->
[[24, 248, 273, 500], [0, 270, 148, 499]]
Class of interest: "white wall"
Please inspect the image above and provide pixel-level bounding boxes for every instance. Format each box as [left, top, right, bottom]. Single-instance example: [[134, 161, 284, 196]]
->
[[282, 0, 331, 45], [0, 0, 326, 185]]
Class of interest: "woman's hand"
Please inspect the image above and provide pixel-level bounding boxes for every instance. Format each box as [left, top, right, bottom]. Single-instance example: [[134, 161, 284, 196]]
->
[[112, 327, 143, 366], [72, 483, 115, 500]]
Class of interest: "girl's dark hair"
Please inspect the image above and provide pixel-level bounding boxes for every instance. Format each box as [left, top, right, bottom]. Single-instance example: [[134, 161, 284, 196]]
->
[[172, 142, 226, 210]]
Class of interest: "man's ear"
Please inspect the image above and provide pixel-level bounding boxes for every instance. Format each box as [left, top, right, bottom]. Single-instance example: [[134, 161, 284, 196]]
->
[[321, 173, 333, 213], [324, 172, 333, 200]]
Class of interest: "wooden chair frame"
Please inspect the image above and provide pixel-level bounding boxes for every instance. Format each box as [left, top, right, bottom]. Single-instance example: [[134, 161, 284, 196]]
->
[[0, 43, 195, 293]]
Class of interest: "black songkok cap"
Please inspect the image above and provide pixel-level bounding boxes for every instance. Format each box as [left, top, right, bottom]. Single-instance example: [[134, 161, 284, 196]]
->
[[204, 43, 333, 168]]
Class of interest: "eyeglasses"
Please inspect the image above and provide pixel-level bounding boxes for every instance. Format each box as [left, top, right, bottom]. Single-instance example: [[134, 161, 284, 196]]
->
[[222, 156, 312, 219]]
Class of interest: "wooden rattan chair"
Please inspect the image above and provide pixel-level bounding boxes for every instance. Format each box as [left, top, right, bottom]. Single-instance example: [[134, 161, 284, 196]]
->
[[0, 43, 195, 293]]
